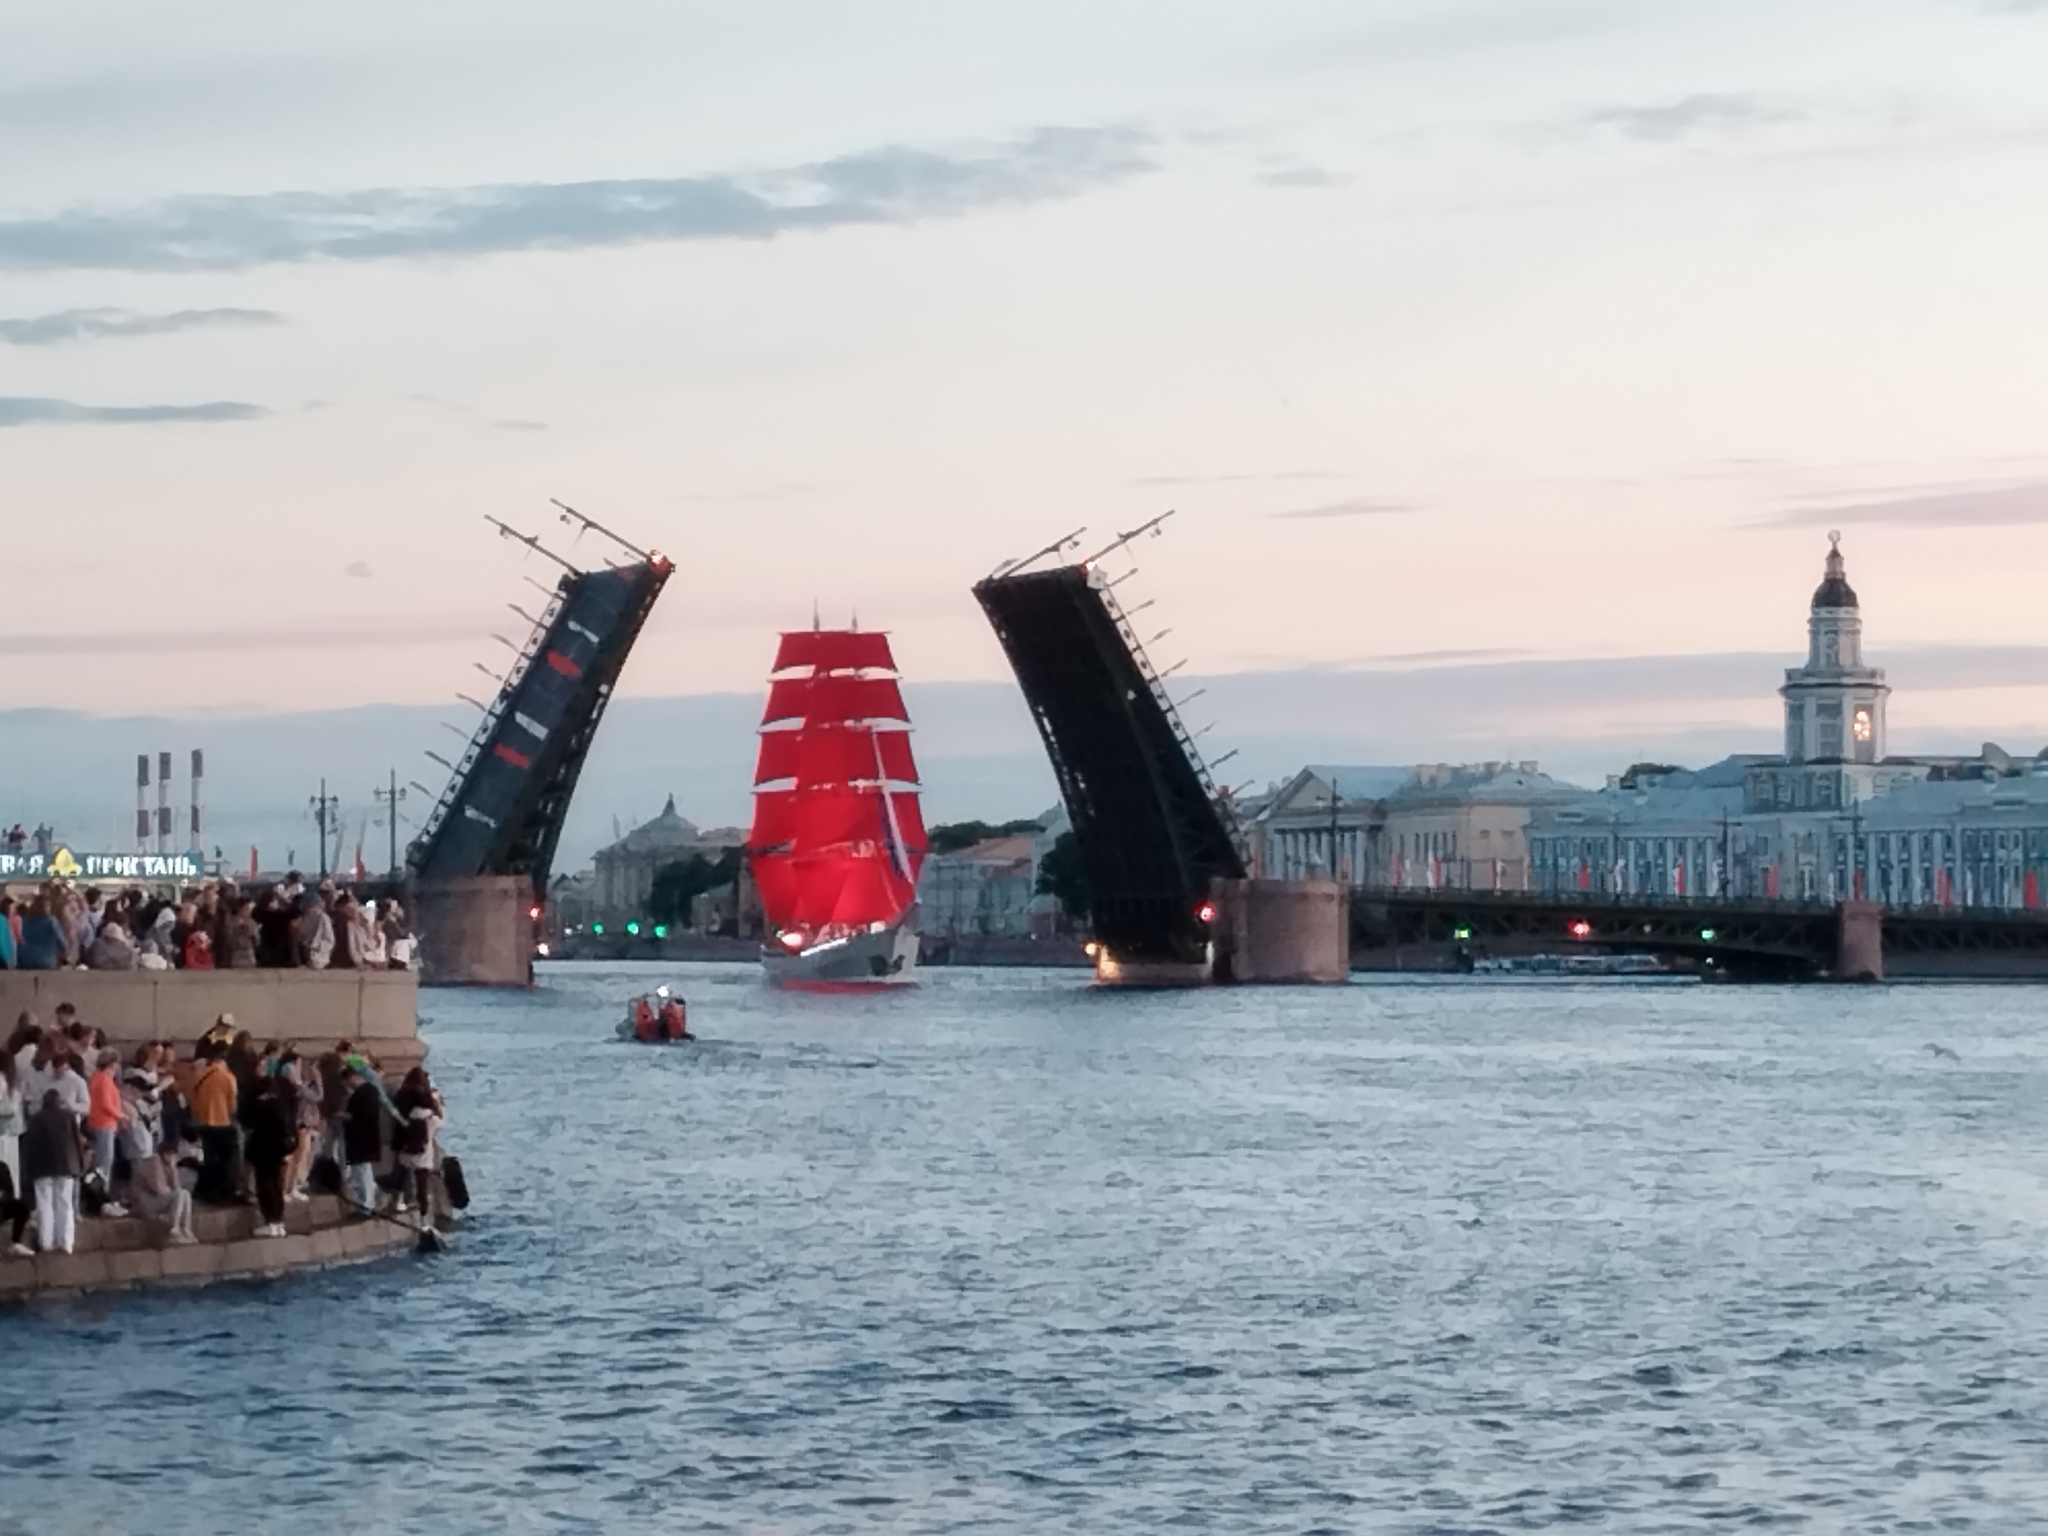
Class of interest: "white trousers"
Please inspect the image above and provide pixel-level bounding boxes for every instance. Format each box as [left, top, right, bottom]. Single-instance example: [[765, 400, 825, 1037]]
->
[[34, 1177, 77, 1254]]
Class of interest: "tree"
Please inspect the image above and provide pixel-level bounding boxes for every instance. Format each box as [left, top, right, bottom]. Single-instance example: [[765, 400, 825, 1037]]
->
[[926, 818, 1043, 855], [1034, 830, 1091, 927], [645, 847, 743, 930]]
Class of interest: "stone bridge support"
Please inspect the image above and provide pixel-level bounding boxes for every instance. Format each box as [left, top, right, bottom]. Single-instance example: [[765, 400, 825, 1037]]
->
[[1835, 899, 1884, 981], [1212, 878, 1349, 984], [411, 875, 535, 987]]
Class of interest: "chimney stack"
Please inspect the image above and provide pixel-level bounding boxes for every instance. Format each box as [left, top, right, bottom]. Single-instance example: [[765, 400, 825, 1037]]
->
[[156, 750, 172, 855], [190, 748, 204, 854], [135, 754, 150, 852]]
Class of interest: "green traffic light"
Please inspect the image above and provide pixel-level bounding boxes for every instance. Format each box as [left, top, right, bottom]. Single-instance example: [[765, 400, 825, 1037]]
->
[[1700, 927, 1716, 942], [591, 922, 604, 935], [626, 921, 640, 936], [654, 924, 668, 938], [1453, 925, 1471, 941]]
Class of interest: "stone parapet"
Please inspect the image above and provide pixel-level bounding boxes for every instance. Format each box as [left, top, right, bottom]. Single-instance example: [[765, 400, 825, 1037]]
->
[[0, 969, 421, 1062], [0, 1194, 429, 1302]]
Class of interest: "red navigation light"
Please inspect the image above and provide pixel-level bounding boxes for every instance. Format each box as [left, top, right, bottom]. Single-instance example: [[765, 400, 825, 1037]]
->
[[1196, 900, 1216, 924], [527, 904, 543, 921], [649, 549, 671, 571], [1568, 919, 1592, 939]]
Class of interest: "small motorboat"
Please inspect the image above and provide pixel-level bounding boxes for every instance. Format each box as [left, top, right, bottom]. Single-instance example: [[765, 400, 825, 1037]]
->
[[618, 985, 693, 1042]]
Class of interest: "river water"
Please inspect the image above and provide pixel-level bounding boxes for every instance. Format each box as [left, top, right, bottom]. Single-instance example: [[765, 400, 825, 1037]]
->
[[4, 964, 2046, 1533]]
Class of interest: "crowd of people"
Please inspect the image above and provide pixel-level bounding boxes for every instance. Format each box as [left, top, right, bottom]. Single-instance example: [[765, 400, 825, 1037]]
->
[[0, 1008, 445, 1257], [0, 873, 417, 973]]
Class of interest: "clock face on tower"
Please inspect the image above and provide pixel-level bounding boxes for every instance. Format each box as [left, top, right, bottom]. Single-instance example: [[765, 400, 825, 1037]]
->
[[1852, 706, 1872, 743]]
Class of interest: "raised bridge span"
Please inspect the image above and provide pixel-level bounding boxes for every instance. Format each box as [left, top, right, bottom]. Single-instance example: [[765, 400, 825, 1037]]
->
[[974, 537, 1247, 982], [408, 506, 670, 983]]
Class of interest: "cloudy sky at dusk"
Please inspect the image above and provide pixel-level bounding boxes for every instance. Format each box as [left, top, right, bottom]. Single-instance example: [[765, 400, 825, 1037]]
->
[[7, 0, 2048, 774]]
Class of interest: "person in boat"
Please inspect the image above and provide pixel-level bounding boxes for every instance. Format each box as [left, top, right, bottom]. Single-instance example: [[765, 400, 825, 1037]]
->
[[658, 995, 689, 1041], [631, 996, 660, 1042]]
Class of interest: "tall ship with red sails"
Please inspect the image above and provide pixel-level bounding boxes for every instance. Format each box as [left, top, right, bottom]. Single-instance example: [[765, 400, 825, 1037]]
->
[[746, 627, 927, 984]]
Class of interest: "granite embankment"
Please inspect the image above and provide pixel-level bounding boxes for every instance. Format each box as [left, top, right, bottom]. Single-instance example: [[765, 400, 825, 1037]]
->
[[0, 1193, 427, 1301]]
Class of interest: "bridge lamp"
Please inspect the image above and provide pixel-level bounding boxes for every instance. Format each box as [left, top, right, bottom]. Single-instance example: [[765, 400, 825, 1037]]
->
[[1568, 919, 1592, 939]]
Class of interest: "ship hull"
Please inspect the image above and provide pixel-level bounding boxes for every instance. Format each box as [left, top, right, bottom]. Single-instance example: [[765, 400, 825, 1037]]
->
[[761, 918, 920, 987]]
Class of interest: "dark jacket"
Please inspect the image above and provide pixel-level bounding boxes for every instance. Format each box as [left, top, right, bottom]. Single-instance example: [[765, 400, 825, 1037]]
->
[[341, 1081, 386, 1166], [255, 906, 294, 968], [16, 914, 65, 970], [21, 1102, 83, 1182], [318, 1054, 350, 1118], [244, 1080, 296, 1166]]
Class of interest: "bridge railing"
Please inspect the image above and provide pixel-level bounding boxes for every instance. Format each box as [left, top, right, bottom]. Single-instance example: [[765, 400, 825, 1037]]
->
[[1352, 884, 2048, 923], [409, 579, 566, 862], [1094, 573, 1246, 861]]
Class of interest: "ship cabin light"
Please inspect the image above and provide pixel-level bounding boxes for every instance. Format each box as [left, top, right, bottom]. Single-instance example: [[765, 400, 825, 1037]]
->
[[535, 941, 550, 957], [1082, 940, 1100, 958], [779, 930, 806, 950], [656, 985, 671, 998]]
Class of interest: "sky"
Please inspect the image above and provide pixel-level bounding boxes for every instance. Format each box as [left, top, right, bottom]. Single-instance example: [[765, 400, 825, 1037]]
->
[[7, 0, 2048, 855]]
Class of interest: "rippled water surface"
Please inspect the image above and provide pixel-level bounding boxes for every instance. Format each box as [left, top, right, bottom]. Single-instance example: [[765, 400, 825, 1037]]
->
[[6, 964, 2048, 1533]]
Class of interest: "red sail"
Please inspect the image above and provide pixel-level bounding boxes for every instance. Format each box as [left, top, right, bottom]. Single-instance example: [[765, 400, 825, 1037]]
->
[[827, 857, 915, 929], [761, 674, 908, 726], [754, 730, 803, 786], [748, 622, 926, 935], [889, 792, 928, 878], [773, 630, 896, 675], [749, 788, 803, 850], [755, 726, 916, 787], [749, 851, 804, 918], [793, 786, 886, 849]]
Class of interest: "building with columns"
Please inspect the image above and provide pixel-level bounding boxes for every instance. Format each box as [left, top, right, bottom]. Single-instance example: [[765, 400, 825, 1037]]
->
[[1527, 536, 2048, 907], [1247, 761, 1586, 891]]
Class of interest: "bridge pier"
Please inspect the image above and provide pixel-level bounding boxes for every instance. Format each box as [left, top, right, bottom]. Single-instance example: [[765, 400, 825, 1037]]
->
[[1211, 878, 1349, 984], [412, 875, 535, 987], [1835, 898, 1884, 982]]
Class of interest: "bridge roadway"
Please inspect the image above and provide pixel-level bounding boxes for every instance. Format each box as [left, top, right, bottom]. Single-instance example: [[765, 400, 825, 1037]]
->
[[1350, 887, 2048, 979]]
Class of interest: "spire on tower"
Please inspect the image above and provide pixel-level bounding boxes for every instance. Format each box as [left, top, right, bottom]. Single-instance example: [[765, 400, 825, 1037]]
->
[[1812, 530, 1858, 610]]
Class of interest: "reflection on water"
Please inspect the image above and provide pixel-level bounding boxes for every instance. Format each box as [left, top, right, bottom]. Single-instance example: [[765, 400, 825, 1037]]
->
[[4, 964, 2046, 1533]]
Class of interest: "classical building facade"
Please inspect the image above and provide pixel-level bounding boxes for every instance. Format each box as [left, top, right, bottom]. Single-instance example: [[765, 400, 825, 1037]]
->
[[913, 806, 1067, 938], [1527, 537, 2048, 907], [1248, 762, 1587, 891], [551, 796, 747, 929]]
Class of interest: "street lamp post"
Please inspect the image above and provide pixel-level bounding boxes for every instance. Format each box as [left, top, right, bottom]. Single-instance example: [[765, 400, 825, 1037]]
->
[[374, 769, 410, 878], [308, 780, 339, 880]]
